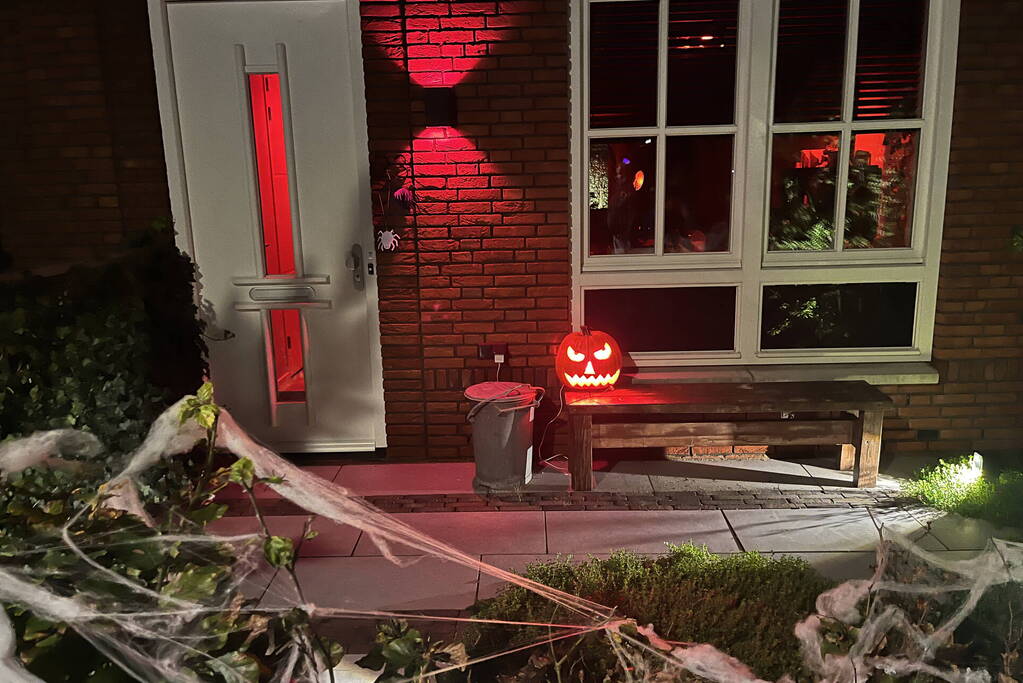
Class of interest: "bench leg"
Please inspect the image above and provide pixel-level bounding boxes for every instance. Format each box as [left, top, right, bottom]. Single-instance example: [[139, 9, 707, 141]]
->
[[569, 414, 593, 492], [839, 444, 856, 471], [853, 410, 883, 488]]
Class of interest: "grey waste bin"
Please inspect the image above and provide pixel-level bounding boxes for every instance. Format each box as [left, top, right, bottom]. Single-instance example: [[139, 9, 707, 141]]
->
[[465, 381, 543, 491]]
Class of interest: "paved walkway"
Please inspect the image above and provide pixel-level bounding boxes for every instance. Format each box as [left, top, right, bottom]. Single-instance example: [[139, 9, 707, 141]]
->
[[223, 457, 905, 515], [211, 457, 1021, 618]]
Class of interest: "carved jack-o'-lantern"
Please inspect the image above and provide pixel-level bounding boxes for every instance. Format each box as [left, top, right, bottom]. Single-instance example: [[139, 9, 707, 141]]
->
[[555, 327, 623, 389]]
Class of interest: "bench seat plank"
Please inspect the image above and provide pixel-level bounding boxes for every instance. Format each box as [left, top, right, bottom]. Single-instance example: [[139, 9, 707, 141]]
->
[[592, 419, 857, 448], [565, 381, 892, 414]]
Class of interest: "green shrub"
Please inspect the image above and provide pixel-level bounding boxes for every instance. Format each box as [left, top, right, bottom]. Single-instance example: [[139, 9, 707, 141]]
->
[[903, 455, 1023, 528], [0, 224, 206, 457], [464, 545, 834, 681]]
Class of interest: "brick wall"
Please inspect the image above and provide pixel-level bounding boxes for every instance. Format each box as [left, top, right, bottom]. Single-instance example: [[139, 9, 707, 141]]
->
[[0, 0, 169, 270], [361, 0, 1022, 464], [360, 0, 572, 459], [879, 0, 1023, 462]]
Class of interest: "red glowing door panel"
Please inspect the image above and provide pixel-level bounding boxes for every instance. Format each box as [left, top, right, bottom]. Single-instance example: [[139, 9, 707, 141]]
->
[[269, 308, 305, 402], [249, 73, 296, 276], [249, 74, 305, 402]]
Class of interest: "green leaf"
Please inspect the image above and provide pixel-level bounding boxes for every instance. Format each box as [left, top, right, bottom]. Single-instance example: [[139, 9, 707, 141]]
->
[[229, 458, 255, 489], [207, 651, 260, 683], [381, 634, 422, 669], [23, 613, 57, 641], [161, 564, 227, 602], [355, 650, 386, 672], [187, 503, 228, 526], [196, 381, 214, 403], [196, 403, 219, 430], [263, 535, 294, 569], [179, 403, 198, 425], [262, 475, 284, 485]]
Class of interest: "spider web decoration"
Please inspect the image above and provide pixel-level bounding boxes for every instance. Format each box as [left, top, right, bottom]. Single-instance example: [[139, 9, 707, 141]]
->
[[0, 397, 1019, 682]]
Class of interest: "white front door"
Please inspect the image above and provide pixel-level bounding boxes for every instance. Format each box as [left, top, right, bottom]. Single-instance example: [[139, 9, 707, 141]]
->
[[165, 0, 384, 452]]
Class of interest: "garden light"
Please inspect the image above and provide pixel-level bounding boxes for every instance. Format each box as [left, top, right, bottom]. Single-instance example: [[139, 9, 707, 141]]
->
[[958, 452, 984, 484]]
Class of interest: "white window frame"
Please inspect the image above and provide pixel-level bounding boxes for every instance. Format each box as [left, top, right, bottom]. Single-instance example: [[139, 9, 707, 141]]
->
[[570, 0, 961, 367]]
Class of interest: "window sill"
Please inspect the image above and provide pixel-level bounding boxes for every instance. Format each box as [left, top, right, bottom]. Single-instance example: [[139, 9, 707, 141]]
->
[[628, 362, 939, 386]]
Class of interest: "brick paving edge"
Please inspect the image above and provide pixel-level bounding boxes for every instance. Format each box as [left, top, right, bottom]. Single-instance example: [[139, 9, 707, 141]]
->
[[223, 490, 909, 516]]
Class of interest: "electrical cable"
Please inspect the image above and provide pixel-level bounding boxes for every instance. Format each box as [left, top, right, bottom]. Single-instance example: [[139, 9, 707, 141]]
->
[[536, 384, 569, 474]]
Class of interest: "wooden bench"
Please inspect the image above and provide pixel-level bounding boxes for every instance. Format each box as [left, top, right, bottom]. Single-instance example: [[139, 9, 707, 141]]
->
[[564, 381, 893, 491]]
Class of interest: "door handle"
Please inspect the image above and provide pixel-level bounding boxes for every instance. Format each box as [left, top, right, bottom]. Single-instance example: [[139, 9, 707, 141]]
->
[[345, 243, 365, 291]]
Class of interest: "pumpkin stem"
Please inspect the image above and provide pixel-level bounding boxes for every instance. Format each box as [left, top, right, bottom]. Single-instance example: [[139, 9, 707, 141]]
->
[[580, 326, 592, 336]]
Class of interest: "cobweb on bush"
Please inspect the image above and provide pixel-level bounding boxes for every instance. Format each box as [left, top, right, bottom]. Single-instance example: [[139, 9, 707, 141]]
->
[[0, 397, 1019, 682]]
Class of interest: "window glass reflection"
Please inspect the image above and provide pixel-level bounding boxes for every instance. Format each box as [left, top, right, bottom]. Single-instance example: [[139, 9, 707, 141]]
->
[[664, 135, 732, 253], [589, 138, 657, 255], [590, 1, 659, 128], [845, 131, 918, 248], [768, 132, 840, 251]]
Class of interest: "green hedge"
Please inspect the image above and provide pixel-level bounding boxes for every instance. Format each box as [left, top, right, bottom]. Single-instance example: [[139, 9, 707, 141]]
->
[[466, 545, 834, 681], [0, 227, 207, 455]]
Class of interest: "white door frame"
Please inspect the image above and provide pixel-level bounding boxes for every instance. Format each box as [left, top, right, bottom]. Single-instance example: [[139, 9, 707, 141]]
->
[[146, 0, 387, 449]]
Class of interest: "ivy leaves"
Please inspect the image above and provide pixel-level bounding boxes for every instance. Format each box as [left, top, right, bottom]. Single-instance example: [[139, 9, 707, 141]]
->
[[357, 620, 468, 682], [263, 535, 295, 570], [228, 458, 255, 489]]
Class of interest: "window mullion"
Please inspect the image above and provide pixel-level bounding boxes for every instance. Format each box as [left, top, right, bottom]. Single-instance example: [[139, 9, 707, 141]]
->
[[654, 0, 668, 257], [834, 0, 861, 253], [842, 0, 860, 123], [739, 0, 775, 360], [833, 128, 852, 252]]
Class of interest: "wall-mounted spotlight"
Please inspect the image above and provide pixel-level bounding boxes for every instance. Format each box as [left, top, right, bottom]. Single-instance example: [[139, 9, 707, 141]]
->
[[424, 87, 457, 127]]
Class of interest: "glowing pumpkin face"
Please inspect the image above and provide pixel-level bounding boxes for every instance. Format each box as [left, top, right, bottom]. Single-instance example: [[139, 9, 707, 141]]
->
[[555, 328, 623, 389]]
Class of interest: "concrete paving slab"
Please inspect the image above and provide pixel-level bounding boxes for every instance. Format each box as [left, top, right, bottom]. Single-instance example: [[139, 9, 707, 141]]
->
[[725, 507, 881, 552], [773, 551, 877, 581], [623, 458, 825, 492], [336, 462, 477, 496], [546, 510, 738, 554], [908, 509, 1022, 550], [208, 515, 362, 557], [869, 507, 947, 551], [800, 459, 902, 490], [525, 465, 654, 493], [353, 511, 546, 556], [288, 556, 479, 611]]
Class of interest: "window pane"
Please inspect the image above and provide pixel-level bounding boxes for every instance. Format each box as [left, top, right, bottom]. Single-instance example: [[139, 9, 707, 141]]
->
[[590, 1, 659, 129], [249, 73, 296, 276], [588, 138, 657, 255], [664, 135, 732, 253], [844, 130, 918, 248], [666, 0, 738, 125], [854, 0, 927, 120], [269, 309, 305, 403], [774, 0, 848, 123], [761, 282, 916, 349], [768, 132, 840, 251], [585, 287, 736, 352]]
